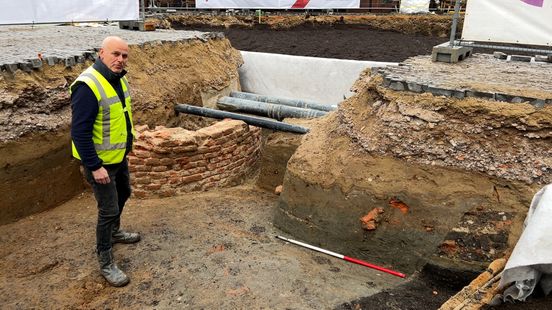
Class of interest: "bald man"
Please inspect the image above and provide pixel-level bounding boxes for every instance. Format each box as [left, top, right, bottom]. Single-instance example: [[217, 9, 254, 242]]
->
[[71, 36, 139, 287]]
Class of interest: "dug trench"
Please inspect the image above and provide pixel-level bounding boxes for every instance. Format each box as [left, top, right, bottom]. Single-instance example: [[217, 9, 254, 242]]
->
[[2, 18, 552, 309]]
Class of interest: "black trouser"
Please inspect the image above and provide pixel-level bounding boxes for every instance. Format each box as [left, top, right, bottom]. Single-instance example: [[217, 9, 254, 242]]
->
[[84, 159, 131, 253]]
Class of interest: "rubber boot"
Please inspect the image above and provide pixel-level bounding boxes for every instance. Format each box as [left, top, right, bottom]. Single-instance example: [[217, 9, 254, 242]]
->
[[97, 250, 130, 287], [112, 225, 141, 244]]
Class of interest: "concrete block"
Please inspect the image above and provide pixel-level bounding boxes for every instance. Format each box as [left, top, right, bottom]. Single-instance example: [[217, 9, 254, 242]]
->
[[509, 55, 532, 62], [534, 55, 552, 63], [406, 81, 423, 93], [29, 58, 42, 69], [389, 80, 405, 91], [427, 86, 452, 97], [65, 57, 76, 67], [432, 42, 473, 63], [84, 51, 96, 61], [382, 76, 392, 87], [452, 89, 466, 99], [45, 56, 58, 66], [2, 63, 18, 74], [493, 52, 508, 60], [494, 93, 514, 102], [510, 96, 532, 103], [76, 55, 85, 64], [466, 90, 495, 99], [18, 62, 32, 72]]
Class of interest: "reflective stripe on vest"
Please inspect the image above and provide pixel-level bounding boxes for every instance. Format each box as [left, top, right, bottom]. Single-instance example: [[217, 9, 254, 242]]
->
[[70, 66, 134, 164]]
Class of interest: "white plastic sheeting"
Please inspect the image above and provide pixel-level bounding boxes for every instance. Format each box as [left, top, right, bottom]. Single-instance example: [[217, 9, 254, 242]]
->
[[0, 0, 139, 25], [196, 0, 360, 9], [462, 0, 552, 46], [399, 0, 430, 13], [498, 184, 552, 301], [238, 51, 397, 105]]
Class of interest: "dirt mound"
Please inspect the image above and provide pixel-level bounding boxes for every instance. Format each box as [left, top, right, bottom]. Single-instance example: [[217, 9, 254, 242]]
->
[[275, 69, 550, 277], [164, 13, 456, 37]]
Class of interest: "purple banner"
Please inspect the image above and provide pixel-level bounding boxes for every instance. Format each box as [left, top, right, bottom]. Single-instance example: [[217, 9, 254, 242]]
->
[[521, 0, 544, 7]]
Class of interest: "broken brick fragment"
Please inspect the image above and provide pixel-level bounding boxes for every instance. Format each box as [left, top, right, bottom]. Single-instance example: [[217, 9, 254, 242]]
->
[[439, 239, 458, 255], [389, 198, 409, 214], [360, 207, 384, 231]]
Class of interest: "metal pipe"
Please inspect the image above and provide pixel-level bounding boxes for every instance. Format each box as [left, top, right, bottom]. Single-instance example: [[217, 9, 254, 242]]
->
[[174, 104, 309, 134], [230, 91, 337, 112], [217, 97, 327, 121], [449, 0, 462, 47]]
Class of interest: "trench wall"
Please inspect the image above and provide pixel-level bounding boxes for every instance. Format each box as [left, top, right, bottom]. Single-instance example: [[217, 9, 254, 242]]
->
[[129, 120, 261, 198], [0, 30, 243, 225]]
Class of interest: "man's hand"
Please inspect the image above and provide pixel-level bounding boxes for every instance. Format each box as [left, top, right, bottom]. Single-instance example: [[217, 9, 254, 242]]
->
[[92, 167, 111, 184]]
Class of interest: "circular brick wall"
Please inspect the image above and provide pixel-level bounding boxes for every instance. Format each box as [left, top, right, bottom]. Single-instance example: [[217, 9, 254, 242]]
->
[[129, 120, 261, 198]]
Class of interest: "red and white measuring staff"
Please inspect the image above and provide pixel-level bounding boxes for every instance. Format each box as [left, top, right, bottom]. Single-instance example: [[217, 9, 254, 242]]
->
[[276, 235, 406, 279]]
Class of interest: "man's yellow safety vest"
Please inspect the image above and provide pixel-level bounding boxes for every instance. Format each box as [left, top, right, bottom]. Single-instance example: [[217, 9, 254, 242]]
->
[[70, 66, 135, 165]]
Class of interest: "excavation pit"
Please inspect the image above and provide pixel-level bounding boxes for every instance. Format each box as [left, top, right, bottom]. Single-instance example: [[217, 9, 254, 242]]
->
[[1, 15, 552, 309]]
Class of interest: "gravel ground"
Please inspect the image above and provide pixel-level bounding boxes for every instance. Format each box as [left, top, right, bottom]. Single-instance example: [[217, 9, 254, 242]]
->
[[0, 24, 207, 66], [379, 54, 552, 101]]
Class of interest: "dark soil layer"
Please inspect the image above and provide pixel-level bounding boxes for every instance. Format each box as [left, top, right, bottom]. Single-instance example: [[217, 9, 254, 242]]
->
[[173, 24, 447, 62]]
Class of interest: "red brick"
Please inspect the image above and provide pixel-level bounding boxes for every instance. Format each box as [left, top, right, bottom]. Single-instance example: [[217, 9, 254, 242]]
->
[[133, 178, 151, 184], [181, 173, 204, 184], [132, 149, 152, 158], [134, 171, 148, 178], [160, 158, 176, 165], [172, 145, 198, 153], [182, 160, 207, 169], [133, 190, 148, 199], [176, 158, 191, 165], [145, 183, 162, 190], [128, 157, 145, 165], [151, 165, 168, 172], [149, 172, 168, 180], [169, 177, 182, 184], [197, 145, 222, 154], [187, 154, 204, 162], [152, 146, 170, 154], [133, 165, 151, 172], [145, 158, 161, 165]]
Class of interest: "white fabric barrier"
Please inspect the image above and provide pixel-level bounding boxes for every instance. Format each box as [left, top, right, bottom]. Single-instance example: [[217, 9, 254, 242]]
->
[[462, 0, 552, 46], [399, 0, 430, 13], [0, 0, 139, 25], [238, 51, 397, 105], [499, 183, 552, 301], [196, 0, 360, 9]]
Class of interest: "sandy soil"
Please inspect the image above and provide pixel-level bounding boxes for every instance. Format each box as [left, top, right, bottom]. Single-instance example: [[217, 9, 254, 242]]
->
[[0, 185, 406, 309]]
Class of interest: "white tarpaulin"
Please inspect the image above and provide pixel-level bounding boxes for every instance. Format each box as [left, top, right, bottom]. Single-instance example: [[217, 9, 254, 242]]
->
[[462, 0, 552, 46], [399, 0, 430, 13], [239, 51, 396, 105], [196, 0, 360, 9], [498, 184, 552, 302], [0, 0, 139, 25]]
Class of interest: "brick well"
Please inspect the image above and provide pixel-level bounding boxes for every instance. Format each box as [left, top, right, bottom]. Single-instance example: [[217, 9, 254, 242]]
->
[[128, 120, 262, 198]]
